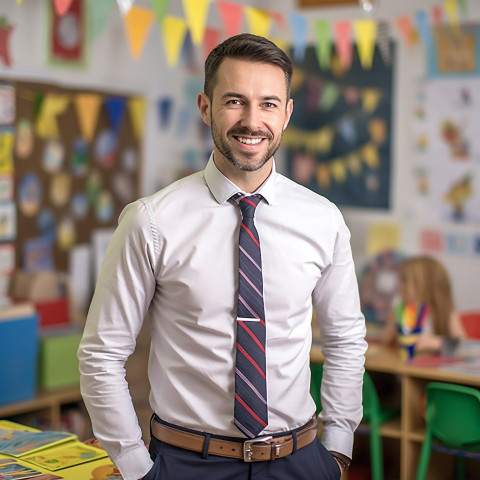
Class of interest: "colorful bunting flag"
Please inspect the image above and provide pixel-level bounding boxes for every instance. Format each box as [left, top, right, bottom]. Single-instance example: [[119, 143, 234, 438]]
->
[[87, 0, 115, 40], [203, 27, 220, 60], [162, 16, 187, 67], [123, 6, 155, 59], [431, 5, 443, 24], [354, 20, 377, 69], [290, 13, 308, 62], [444, 0, 459, 27], [104, 96, 126, 133], [53, 0, 74, 16], [0, 20, 14, 67], [244, 7, 271, 38], [36, 94, 70, 139], [217, 1, 243, 39], [157, 97, 173, 129], [314, 19, 331, 70], [333, 21, 353, 70], [128, 97, 146, 139], [182, 0, 211, 45], [151, 0, 170, 27], [396, 16, 414, 48], [74, 93, 102, 142], [376, 20, 392, 65], [116, 0, 134, 16], [415, 10, 432, 49]]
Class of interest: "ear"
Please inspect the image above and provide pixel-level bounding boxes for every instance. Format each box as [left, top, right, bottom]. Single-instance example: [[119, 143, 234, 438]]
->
[[197, 92, 211, 127], [283, 98, 294, 131]]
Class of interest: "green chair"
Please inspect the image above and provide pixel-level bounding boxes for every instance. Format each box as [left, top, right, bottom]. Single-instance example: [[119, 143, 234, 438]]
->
[[310, 364, 400, 480], [416, 382, 480, 480]]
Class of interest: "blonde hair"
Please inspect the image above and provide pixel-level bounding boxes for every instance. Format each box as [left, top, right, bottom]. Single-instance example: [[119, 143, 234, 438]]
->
[[400, 256, 454, 336]]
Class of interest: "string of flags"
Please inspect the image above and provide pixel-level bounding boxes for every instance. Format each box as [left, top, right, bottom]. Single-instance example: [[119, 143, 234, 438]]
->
[[0, 0, 470, 70]]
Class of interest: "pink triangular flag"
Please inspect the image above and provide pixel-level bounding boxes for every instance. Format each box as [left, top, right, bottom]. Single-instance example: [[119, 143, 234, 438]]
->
[[432, 5, 443, 24], [333, 21, 352, 70], [217, 1, 243, 38], [53, 0, 73, 16], [396, 16, 414, 48], [203, 27, 220, 60]]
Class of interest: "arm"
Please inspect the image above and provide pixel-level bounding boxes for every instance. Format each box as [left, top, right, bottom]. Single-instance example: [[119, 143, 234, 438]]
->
[[313, 206, 367, 459], [78, 200, 157, 480], [380, 309, 398, 346]]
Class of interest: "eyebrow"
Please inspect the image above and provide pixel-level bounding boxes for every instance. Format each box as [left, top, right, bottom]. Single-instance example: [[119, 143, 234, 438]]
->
[[221, 92, 283, 104]]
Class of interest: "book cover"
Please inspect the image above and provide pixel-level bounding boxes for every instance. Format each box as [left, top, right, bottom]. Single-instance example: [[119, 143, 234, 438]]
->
[[0, 421, 75, 457], [21, 441, 107, 471], [0, 458, 62, 479]]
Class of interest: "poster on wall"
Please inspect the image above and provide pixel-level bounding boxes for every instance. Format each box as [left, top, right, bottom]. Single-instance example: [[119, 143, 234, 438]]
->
[[283, 44, 394, 209], [412, 78, 480, 224]]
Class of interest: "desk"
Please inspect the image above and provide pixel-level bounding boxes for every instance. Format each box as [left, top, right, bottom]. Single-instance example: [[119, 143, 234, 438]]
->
[[311, 343, 480, 480]]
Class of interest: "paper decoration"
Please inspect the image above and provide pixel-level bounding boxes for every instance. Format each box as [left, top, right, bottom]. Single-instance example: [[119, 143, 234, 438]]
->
[[415, 10, 432, 49], [0, 19, 14, 67], [15, 118, 34, 158], [23, 237, 54, 272], [354, 20, 377, 69], [157, 97, 173, 129], [182, 0, 210, 46], [0, 243, 14, 274], [35, 94, 70, 139], [128, 96, 146, 139], [244, 7, 271, 38], [432, 5, 443, 24], [151, 0, 170, 26], [0, 202, 16, 241], [217, 1, 243, 38], [74, 93, 102, 142], [334, 21, 352, 70], [290, 13, 308, 62], [116, 0, 134, 16], [0, 84, 15, 124], [87, 0, 115, 40], [376, 20, 392, 66], [419, 228, 444, 253], [104, 96, 126, 133], [0, 175, 13, 201], [53, 0, 74, 16], [162, 16, 187, 67], [0, 130, 13, 174], [444, 0, 459, 27], [18, 173, 42, 217], [203, 27, 220, 60], [366, 222, 400, 256], [42, 139, 65, 173], [123, 6, 155, 59], [50, 172, 72, 208], [396, 16, 415, 48], [362, 88, 382, 113], [314, 19, 331, 70]]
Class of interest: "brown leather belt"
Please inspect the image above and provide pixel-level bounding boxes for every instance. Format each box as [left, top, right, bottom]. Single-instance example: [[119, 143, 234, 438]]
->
[[151, 416, 318, 462]]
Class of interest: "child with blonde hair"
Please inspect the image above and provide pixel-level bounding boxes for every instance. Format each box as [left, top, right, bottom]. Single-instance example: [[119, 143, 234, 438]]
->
[[381, 255, 467, 355]]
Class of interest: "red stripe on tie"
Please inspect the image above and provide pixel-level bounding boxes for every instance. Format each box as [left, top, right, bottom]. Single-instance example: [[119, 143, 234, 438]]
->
[[242, 197, 258, 208], [235, 393, 267, 427], [236, 343, 266, 378], [241, 223, 260, 247], [238, 321, 265, 352]]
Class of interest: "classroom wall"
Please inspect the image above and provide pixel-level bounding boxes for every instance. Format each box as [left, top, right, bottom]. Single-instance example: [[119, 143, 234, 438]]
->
[[1, 0, 479, 311]]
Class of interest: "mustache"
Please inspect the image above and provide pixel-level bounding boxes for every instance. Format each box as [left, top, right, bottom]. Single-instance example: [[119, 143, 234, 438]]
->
[[228, 128, 273, 140]]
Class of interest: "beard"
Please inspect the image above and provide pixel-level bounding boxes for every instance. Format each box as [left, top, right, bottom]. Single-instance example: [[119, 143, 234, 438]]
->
[[210, 118, 282, 172]]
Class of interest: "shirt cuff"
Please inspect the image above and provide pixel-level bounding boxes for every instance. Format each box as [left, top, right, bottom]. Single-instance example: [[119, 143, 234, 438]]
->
[[113, 444, 153, 480]]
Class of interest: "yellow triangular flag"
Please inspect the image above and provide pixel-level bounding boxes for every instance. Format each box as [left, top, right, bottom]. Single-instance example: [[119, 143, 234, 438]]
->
[[162, 16, 187, 67], [361, 88, 382, 113], [444, 0, 459, 27], [128, 96, 146, 139], [330, 158, 347, 183], [354, 20, 377, 69], [272, 38, 288, 53], [123, 6, 155, 59], [74, 93, 102, 142], [182, 0, 210, 45], [361, 142, 380, 169], [347, 153, 362, 176], [36, 94, 70, 139], [245, 7, 272, 38], [313, 126, 335, 154], [0, 132, 13, 174]]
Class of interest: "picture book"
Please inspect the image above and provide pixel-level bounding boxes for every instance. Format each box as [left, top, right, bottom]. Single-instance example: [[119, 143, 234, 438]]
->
[[0, 421, 74, 457], [0, 457, 62, 480], [21, 441, 107, 471]]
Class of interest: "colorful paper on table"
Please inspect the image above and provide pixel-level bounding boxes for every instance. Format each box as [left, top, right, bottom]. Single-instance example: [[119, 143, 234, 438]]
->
[[0, 460, 45, 479], [21, 441, 107, 471]]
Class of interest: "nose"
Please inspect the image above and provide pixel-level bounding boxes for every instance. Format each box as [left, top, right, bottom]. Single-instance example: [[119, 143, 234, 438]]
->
[[239, 105, 262, 132]]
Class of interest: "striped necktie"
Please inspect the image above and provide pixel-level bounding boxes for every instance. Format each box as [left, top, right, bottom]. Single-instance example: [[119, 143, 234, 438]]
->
[[232, 193, 268, 438]]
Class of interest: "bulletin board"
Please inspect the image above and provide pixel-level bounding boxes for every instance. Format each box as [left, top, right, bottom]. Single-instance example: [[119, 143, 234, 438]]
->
[[7, 79, 142, 272], [283, 43, 395, 209]]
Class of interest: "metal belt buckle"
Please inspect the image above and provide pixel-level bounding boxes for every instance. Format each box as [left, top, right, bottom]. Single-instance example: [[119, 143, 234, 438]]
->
[[243, 435, 273, 462]]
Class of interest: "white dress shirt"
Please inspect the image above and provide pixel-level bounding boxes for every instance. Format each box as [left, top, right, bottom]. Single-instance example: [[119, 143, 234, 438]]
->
[[78, 156, 367, 480]]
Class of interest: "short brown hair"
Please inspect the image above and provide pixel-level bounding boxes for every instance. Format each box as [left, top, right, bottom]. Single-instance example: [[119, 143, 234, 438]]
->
[[204, 33, 293, 101]]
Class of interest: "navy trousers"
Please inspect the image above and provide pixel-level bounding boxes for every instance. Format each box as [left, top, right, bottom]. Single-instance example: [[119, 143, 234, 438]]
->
[[144, 423, 341, 480]]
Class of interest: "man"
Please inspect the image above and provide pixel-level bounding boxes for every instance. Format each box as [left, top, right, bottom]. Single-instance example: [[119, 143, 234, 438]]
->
[[78, 33, 367, 480]]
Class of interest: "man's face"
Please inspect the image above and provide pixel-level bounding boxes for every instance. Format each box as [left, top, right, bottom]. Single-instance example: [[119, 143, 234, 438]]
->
[[199, 58, 293, 174]]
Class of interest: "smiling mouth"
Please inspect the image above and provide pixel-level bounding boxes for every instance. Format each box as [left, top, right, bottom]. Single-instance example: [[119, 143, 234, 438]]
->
[[235, 136, 264, 145]]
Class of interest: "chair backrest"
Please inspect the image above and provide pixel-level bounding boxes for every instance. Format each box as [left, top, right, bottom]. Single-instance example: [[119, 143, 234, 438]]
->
[[459, 311, 480, 339], [425, 382, 480, 450], [310, 363, 323, 414]]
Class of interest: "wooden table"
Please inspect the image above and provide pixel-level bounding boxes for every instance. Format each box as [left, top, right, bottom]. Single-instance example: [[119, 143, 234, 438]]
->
[[311, 342, 480, 480]]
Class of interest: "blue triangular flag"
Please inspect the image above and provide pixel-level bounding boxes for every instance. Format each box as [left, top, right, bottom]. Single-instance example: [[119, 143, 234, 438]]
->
[[289, 13, 308, 62], [104, 96, 126, 133]]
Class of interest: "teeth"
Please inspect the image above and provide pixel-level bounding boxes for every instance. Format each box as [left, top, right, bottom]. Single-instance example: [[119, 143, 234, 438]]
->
[[237, 136, 262, 145]]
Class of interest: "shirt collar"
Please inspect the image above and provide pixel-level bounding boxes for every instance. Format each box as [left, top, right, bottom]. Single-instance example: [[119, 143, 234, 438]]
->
[[204, 153, 277, 206]]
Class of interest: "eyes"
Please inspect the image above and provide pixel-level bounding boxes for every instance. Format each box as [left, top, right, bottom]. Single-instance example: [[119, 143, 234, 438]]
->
[[225, 99, 278, 109]]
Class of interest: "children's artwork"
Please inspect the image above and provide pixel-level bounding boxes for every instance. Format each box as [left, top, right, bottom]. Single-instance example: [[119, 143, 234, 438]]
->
[[48, 0, 86, 66], [0, 243, 15, 274], [21, 441, 107, 471], [0, 129, 13, 175], [0, 460, 45, 479], [0, 175, 13, 201], [0, 202, 16, 241], [23, 237, 54, 272], [0, 84, 14, 125], [284, 43, 394, 209], [412, 78, 480, 223]]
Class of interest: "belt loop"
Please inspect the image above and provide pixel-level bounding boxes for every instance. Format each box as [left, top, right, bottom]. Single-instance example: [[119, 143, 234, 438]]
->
[[149, 413, 156, 439], [291, 430, 298, 454], [202, 433, 211, 459]]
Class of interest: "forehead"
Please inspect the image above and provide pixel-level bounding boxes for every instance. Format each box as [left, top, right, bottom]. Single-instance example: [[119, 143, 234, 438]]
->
[[213, 58, 288, 102]]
